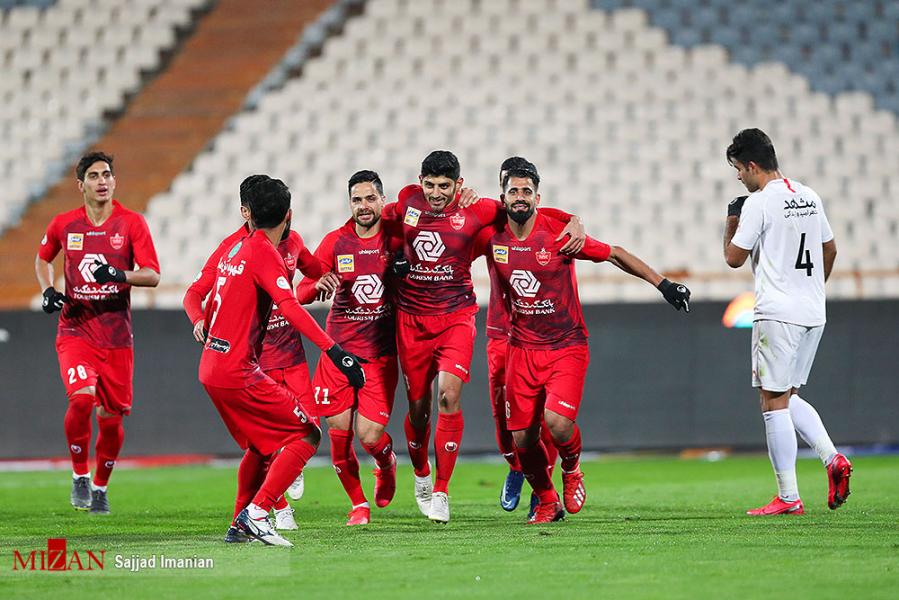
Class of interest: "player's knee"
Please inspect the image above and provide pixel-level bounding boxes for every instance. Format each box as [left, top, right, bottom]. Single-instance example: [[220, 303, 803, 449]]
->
[[303, 427, 321, 448], [545, 414, 574, 442], [437, 392, 460, 413], [72, 385, 96, 397], [357, 424, 384, 447], [96, 406, 117, 419], [512, 427, 539, 449]]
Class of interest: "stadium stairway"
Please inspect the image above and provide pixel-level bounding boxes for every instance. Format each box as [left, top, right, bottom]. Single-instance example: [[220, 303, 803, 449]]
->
[[0, 0, 335, 308]]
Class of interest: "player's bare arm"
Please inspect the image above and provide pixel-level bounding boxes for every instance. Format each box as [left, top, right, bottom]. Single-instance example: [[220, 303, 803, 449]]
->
[[822, 239, 837, 281], [607, 246, 691, 312]]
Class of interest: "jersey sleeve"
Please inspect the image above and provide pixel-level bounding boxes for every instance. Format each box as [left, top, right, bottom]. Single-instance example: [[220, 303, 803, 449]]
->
[[819, 198, 834, 243], [294, 233, 325, 279], [538, 206, 574, 223], [468, 197, 502, 228], [731, 195, 764, 250], [575, 236, 612, 262], [254, 243, 334, 350], [183, 243, 226, 325], [381, 187, 411, 224], [130, 214, 160, 273], [295, 232, 336, 305], [37, 216, 63, 262], [472, 224, 497, 259]]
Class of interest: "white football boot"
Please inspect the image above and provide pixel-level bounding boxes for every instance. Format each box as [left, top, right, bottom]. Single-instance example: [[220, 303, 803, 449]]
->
[[428, 491, 450, 524], [286, 472, 305, 501], [273, 506, 298, 530], [414, 462, 433, 516]]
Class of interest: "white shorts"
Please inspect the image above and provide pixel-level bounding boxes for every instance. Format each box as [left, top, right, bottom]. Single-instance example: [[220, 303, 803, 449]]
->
[[751, 320, 824, 392]]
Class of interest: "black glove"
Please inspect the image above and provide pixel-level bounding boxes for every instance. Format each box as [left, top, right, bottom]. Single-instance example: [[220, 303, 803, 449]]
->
[[92, 260, 126, 284], [392, 253, 411, 278], [42, 286, 67, 314], [658, 278, 691, 313], [326, 344, 367, 389], [727, 195, 748, 218]]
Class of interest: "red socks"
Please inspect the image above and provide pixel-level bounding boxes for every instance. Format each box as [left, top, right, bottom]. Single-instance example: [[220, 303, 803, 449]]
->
[[491, 386, 521, 471], [234, 449, 268, 519], [93, 414, 123, 487], [516, 440, 559, 504], [329, 429, 367, 506], [361, 431, 394, 470], [252, 439, 316, 512], [272, 495, 289, 510], [404, 415, 431, 477], [64, 393, 94, 475], [540, 422, 559, 477], [556, 424, 582, 472], [434, 411, 464, 494]]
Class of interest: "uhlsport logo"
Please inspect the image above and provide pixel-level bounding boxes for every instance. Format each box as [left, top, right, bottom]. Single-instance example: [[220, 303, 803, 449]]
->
[[510, 269, 541, 298], [12, 538, 105, 571], [412, 231, 445, 262], [352, 274, 384, 304], [78, 253, 109, 283]]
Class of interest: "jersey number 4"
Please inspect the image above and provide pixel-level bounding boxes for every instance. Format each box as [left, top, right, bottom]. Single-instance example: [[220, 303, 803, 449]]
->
[[795, 233, 814, 277]]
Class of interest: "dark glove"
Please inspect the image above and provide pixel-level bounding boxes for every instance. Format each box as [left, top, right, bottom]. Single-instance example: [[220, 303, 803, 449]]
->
[[391, 253, 411, 278], [325, 344, 367, 389], [658, 278, 691, 313], [42, 286, 68, 313], [92, 260, 126, 284], [727, 195, 748, 218]]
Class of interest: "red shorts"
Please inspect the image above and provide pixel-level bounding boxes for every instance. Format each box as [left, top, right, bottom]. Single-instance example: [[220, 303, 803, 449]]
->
[[56, 336, 134, 416], [265, 362, 319, 427], [396, 306, 477, 400], [505, 344, 589, 431], [486, 337, 508, 417], [203, 376, 317, 456], [312, 354, 398, 426]]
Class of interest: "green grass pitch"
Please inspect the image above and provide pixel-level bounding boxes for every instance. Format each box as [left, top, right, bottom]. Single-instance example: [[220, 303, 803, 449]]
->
[[1, 455, 897, 599]]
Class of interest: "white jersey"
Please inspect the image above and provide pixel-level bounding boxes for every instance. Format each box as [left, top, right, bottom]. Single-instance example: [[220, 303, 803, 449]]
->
[[732, 177, 834, 327]]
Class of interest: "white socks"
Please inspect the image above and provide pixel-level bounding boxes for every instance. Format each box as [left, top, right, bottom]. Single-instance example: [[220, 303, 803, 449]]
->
[[90, 482, 107, 492], [248, 503, 268, 519], [789, 394, 838, 466], [763, 409, 800, 502]]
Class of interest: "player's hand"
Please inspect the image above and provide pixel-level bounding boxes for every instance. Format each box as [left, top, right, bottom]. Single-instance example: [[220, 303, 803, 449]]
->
[[192, 319, 207, 343], [92, 260, 126, 284], [392, 253, 411, 278], [557, 216, 586, 255], [657, 278, 691, 313], [325, 344, 367, 389], [727, 195, 748, 218], [457, 187, 479, 208], [41, 286, 68, 313], [314, 272, 340, 301]]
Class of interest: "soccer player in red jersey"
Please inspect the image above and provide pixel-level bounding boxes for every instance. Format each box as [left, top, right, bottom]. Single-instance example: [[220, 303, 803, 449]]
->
[[486, 157, 560, 514], [35, 151, 160, 515], [381, 150, 584, 523], [198, 177, 365, 547], [481, 167, 690, 523], [295, 170, 403, 526], [183, 174, 325, 540]]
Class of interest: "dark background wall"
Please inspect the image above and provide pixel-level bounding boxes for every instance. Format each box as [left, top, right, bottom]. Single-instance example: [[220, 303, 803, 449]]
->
[[0, 300, 896, 459]]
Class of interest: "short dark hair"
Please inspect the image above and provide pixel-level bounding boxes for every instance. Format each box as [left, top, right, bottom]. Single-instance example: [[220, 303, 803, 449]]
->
[[420, 150, 460, 180], [76, 151, 114, 181], [239, 174, 270, 207], [726, 128, 779, 171], [500, 156, 537, 175], [348, 170, 384, 197], [502, 168, 540, 191], [246, 178, 291, 229]]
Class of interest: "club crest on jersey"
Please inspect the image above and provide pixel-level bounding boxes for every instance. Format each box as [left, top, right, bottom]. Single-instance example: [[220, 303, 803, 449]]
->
[[403, 207, 421, 227], [337, 255, 355, 273], [227, 241, 242, 259], [67, 233, 84, 250], [535, 247, 551, 266], [109, 233, 125, 250], [284, 252, 296, 271], [450, 213, 465, 230], [493, 245, 509, 264]]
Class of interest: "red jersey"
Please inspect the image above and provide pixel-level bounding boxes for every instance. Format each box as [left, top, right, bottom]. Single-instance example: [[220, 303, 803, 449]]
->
[[484, 213, 611, 350], [38, 200, 159, 349], [383, 185, 574, 317], [198, 229, 333, 389], [184, 225, 323, 370], [296, 219, 400, 359]]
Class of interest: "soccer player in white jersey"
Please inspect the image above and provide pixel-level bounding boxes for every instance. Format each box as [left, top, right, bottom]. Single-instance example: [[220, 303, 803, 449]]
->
[[723, 128, 852, 516]]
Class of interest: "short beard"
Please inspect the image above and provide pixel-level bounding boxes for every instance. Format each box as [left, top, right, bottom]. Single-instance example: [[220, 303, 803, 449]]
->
[[354, 213, 381, 230], [507, 206, 534, 225]]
